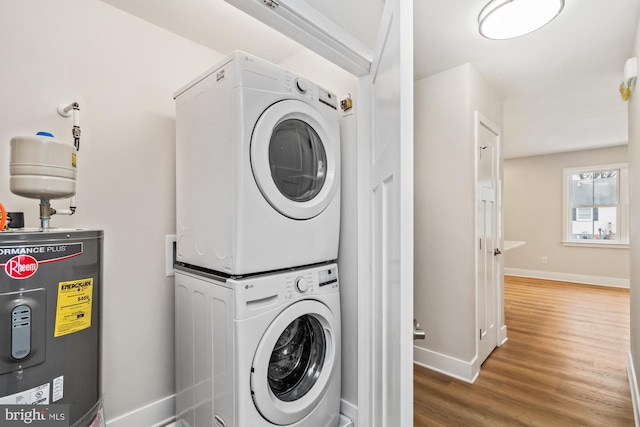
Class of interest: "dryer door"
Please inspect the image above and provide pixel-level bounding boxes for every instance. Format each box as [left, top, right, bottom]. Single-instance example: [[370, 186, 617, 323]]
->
[[251, 99, 339, 220], [251, 300, 338, 425]]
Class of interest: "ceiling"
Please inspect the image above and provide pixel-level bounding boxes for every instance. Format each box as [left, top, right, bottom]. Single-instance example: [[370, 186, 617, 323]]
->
[[99, 0, 640, 158]]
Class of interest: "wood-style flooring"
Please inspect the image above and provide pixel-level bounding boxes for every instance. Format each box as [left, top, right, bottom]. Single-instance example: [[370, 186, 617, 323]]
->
[[414, 276, 634, 426]]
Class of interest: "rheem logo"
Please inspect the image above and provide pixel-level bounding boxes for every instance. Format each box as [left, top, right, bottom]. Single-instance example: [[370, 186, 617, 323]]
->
[[5, 255, 38, 279]]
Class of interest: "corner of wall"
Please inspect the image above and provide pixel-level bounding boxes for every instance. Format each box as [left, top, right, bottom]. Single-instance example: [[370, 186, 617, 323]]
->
[[414, 62, 488, 385]]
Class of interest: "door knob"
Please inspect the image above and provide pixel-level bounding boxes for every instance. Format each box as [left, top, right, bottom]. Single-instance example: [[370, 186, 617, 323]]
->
[[494, 248, 502, 256], [413, 319, 426, 340]]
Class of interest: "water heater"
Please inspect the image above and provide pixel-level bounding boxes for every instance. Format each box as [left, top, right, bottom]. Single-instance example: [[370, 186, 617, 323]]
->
[[1, 103, 104, 426], [0, 230, 103, 426]]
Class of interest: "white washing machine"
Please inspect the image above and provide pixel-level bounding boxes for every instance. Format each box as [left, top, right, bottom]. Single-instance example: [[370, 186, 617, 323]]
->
[[174, 51, 341, 276], [175, 262, 341, 427]]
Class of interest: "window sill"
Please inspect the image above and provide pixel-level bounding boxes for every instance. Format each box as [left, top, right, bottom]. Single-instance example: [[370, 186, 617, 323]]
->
[[562, 240, 629, 249]]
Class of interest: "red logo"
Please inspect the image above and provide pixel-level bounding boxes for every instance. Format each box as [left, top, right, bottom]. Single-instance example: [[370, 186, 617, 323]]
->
[[4, 255, 39, 279]]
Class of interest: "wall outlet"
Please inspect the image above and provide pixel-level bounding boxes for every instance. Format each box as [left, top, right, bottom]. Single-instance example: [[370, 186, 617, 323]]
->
[[541, 256, 548, 264]]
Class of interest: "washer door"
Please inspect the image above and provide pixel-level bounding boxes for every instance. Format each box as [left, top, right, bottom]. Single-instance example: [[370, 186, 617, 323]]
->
[[251, 300, 338, 425], [251, 100, 339, 220]]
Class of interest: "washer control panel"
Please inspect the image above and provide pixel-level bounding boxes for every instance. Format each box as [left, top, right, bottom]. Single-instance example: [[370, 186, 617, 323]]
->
[[282, 265, 339, 299], [318, 266, 338, 287], [233, 263, 338, 319]]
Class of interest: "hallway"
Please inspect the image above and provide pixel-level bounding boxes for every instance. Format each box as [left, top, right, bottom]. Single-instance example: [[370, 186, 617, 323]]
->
[[414, 276, 634, 426]]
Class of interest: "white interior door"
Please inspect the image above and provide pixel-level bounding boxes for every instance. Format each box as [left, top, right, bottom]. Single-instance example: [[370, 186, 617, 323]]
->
[[358, 0, 414, 425], [476, 113, 500, 365]]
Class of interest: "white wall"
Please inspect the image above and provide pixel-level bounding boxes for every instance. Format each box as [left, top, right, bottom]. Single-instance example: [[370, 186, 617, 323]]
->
[[503, 146, 630, 287], [413, 63, 503, 382], [0, 1, 222, 424], [627, 11, 640, 424]]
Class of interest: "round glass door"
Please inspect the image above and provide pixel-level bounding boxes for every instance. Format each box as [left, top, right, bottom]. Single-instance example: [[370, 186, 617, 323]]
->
[[251, 300, 338, 425], [268, 315, 326, 402], [269, 119, 327, 203], [251, 100, 339, 220]]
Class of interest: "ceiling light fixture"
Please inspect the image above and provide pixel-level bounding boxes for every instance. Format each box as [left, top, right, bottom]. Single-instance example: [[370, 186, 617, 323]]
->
[[478, 0, 565, 40]]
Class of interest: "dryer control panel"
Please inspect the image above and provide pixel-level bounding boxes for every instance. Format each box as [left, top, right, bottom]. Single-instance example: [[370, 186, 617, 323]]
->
[[284, 71, 337, 110]]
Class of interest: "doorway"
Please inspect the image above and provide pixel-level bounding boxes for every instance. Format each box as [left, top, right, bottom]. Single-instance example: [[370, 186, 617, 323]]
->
[[476, 112, 502, 365]]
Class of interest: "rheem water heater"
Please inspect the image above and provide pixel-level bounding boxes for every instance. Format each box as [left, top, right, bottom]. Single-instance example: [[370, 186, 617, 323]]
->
[[0, 230, 103, 426], [1, 103, 104, 426]]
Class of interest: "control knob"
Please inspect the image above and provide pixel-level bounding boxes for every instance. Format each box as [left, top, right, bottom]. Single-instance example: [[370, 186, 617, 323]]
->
[[295, 78, 308, 94], [295, 276, 308, 293]]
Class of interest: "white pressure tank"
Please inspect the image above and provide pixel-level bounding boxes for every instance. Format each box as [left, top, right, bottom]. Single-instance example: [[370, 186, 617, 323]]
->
[[10, 132, 77, 200]]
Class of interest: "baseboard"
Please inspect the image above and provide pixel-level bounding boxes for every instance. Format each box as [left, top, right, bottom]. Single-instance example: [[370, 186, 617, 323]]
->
[[106, 394, 175, 427], [504, 268, 629, 289], [340, 399, 357, 426], [628, 352, 640, 427], [105, 394, 346, 427], [413, 345, 478, 384], [499, 325, 508, 346]]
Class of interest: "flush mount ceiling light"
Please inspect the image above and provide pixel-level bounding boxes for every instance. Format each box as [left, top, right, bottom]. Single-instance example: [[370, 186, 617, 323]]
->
[[479, 0, 565, 40]]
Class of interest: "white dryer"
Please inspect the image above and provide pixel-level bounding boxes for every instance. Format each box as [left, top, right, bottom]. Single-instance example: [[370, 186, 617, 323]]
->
[[174, 51, 341, 276], [175, 262, 341, 427]]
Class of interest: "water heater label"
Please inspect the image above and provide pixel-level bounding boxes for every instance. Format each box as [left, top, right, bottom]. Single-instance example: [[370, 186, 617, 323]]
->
[[54, 278, 93, 337], [0, 243, 83, 280], [0, 383, 50, 405], [52, 376, 64, 402]]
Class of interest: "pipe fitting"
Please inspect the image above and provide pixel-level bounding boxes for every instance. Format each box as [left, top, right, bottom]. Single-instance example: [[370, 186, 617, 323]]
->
[[39, 200, 52, 229]]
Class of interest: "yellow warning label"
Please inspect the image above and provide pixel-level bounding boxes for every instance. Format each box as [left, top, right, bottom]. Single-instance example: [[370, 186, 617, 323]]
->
[[54, 278, 93, 337], [71, 153, 77, 168]]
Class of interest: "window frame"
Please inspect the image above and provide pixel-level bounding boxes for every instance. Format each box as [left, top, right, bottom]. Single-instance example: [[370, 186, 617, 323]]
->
[[562, 163, 629, 248]]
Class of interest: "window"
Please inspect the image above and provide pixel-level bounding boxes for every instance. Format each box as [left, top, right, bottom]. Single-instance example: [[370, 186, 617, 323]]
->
[[563, 163, 629, 246]]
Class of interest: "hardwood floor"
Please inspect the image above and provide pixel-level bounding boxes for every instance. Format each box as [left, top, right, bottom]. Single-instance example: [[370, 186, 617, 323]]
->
[[414, 276, 634, 426]]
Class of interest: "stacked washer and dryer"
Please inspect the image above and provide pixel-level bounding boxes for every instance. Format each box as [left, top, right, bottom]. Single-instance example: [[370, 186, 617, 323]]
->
[[173, 51, 342, 427]]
